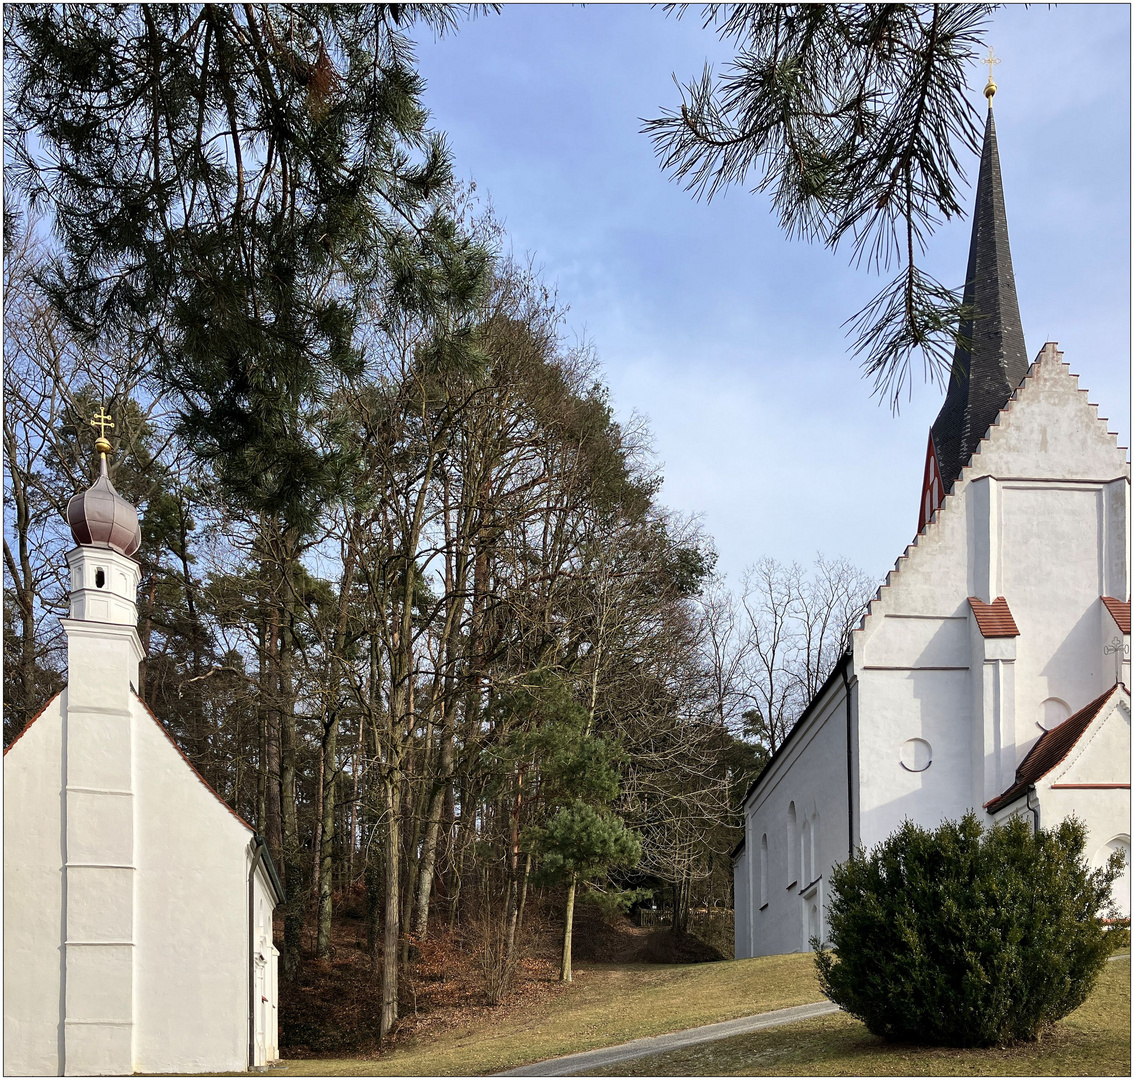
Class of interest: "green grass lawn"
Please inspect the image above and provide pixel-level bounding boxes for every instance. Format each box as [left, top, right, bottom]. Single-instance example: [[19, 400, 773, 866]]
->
[[275, 953, 1130, 1077], [585, 956, 1131, 1077], [276, 952, 822, 1076]]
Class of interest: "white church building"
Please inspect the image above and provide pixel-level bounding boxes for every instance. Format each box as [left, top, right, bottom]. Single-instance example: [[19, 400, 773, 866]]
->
[[4, 438, 283, 1075], [733, 96, 1130, 958]]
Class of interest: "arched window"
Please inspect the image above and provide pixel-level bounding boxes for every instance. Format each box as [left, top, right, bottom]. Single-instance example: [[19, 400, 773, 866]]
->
[[787, 802, 798, 885], [1093, 835, 1131, 919], [811, 811, 821, 884], [759, 834, 768, 906], [801, 819, 812, 887]]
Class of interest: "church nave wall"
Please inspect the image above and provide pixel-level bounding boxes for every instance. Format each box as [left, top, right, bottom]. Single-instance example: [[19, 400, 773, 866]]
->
[[739, 680, 850, 956]]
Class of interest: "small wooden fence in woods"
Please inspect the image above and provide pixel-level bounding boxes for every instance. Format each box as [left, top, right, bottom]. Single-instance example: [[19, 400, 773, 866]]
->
[[635, 906, 734, 930]]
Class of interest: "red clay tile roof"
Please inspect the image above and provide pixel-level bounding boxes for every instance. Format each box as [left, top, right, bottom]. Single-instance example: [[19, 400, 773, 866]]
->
[[968, 596, 1020, 637], [1102, 596, 1131, 635], [985, 684, 1123, 813]]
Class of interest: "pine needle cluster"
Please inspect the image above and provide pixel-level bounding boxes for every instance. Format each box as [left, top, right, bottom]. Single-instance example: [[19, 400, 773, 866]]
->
[[646, 3, 995, 408]]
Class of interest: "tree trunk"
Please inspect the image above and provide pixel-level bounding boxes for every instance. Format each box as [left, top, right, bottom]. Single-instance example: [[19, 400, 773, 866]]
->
[[560, 871, 577, 983], [380, 771, 402, 1041], [348, 718, 362, 885], [504, 765, 524, 957], [366, 847, 382, 965], [410, 724, 455, 938], [278, 539, 303, 979], [515, 853, 533, 939], [262, 603, 284, 870], [312, 741, 324, 906], [316, 715, 337, 959]]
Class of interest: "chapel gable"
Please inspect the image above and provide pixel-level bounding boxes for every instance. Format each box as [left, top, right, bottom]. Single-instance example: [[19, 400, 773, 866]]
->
[[1048, 693, 1131, 789]]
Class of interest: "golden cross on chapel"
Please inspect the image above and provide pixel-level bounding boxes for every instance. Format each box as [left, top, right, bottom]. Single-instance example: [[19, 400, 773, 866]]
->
[[90, 408, 115, 455], [982, 45, 1000, 100]]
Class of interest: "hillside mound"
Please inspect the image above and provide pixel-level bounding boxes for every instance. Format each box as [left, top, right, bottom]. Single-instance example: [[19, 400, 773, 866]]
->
[[279, 891, 727, 1058]]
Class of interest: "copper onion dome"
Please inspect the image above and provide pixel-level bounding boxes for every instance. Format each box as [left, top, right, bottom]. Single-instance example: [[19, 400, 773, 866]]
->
[[66, 450, 142, 558]]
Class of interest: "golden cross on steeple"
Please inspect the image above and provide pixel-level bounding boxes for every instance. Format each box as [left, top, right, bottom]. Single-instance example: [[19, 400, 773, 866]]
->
[[982, 45, 1000, 101], [90, 409, 114, 456]]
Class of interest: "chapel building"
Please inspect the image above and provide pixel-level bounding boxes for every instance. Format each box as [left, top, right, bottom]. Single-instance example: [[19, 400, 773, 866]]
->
[[4, 435, 283, 1075], [733, 89, 1130, 959]]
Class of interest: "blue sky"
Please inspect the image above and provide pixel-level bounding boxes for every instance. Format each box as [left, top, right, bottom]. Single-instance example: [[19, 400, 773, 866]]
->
[[414, 3, 1131, 588]]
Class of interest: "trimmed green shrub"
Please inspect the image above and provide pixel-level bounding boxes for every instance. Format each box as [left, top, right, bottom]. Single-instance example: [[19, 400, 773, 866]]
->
[[815, 813, 1126, 1047]]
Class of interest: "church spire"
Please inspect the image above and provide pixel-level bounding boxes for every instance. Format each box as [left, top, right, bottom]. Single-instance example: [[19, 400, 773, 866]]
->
[[918, 93, 1028, 533]]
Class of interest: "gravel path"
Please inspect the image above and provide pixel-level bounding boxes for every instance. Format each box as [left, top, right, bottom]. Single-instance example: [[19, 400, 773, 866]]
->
[[494, 1000, 840, 1076]]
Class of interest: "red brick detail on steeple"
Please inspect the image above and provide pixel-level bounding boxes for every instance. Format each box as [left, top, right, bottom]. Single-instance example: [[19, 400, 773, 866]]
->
[[918, 432, 944, 534], [968, 596, 1019, 637], [1102, 596, 1131, 635]]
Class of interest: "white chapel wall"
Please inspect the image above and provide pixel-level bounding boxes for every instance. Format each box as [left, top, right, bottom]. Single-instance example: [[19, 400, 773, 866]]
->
[[132, 698, 252, 1074], [732, 845, 751, 959], [3, 697, 65, 1077], [856, 665, 973, 842], [854, 475, 976, 843], [739, 679, 850, 956], [1000, 484, 1112, 757]]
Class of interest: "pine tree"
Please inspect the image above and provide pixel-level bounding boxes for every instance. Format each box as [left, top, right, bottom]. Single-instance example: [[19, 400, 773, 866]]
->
[[5, 3, 492, 1001], [5, 3, 491, 525], [646, 3, 995, 407]]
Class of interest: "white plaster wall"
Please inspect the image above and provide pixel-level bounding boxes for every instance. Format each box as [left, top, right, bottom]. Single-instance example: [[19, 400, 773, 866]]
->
[[853, 352, 1129, 832], [969, 355, 1130, 489], [132, 698, 253, 1074], [1045, 776, 1131, 920], [1042, 694, 1130, 897], [988, 695, 1130, 916], [740, 681, 850, 957], [736, 350, 1130, 959], [1000, 484, 1113, 756], [856, 667, 973, 845], [3, 697, 66, 1077], [732, 847, 750, 959], [251, 862, 280, 1065]]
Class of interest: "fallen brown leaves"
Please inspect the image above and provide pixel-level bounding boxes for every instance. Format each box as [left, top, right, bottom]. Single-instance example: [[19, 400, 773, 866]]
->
[[279, 891, 571, 1059]]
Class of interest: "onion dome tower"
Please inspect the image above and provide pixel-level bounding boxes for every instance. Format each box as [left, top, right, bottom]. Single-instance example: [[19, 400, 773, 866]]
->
[[918, 51, 1029, 533], [66, 429, 142, 557], [63, 410, 142, 626]]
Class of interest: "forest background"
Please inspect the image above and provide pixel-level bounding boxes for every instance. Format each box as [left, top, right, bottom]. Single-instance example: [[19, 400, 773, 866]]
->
[[8, 2, 1123, 1054]]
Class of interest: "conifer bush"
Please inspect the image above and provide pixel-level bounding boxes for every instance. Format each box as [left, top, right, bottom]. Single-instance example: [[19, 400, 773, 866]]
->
[[815, 813, 1126, 1047]]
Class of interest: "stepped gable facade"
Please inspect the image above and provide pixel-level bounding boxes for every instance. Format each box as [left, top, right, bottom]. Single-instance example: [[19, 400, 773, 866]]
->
[[733, 96, 1130, 959]]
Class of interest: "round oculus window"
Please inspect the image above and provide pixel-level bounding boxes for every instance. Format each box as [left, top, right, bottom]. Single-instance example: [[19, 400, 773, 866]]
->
[[900, 738, 932, 772]]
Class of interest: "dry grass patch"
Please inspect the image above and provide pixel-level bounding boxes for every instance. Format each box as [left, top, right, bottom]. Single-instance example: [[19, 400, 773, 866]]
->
[[586, 956, 1131, 1077], [276, 951, 822, 1076]]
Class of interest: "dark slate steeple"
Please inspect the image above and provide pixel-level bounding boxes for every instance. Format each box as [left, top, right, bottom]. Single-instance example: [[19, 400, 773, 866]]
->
[[929, 104, 1029, 498]]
